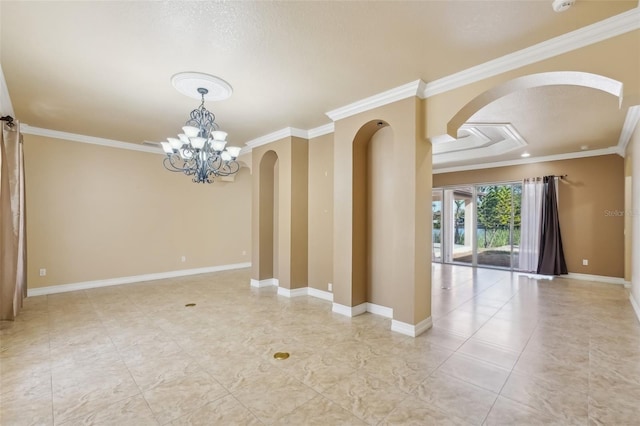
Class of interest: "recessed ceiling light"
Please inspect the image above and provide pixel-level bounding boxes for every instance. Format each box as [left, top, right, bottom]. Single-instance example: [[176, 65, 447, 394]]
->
[[521, 152, 531, 158]]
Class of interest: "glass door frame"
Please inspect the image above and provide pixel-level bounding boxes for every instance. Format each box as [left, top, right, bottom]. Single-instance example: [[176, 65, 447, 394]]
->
[[433, 180, 522, 271]]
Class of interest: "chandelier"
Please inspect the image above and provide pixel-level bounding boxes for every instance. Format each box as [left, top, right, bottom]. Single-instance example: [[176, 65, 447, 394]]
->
[[161, 74, 241, 184]]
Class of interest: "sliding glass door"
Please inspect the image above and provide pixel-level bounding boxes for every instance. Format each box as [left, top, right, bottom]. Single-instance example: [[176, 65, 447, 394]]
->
[[440, 187, 474, 265], [432, 190, 442, 262], [433, 182, 522, 270], [475, 184, 521, 269]]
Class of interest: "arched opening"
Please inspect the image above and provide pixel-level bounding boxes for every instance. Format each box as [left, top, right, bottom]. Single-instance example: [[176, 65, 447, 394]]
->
[[352, 119, 393, 306], [257, 150, 279, 281], [447, 71, 624, 137]]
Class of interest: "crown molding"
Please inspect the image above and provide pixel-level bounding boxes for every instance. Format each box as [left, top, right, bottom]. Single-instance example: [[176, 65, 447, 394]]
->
[[242, 122, 336, 152], [326, 79, 427, 122], [10, 8, 638, 164], [307, 122, 335, 139], [0, 64, 15, 117], [617, 105, 640, 156], [433, 146, 620, 174], [422, 7, 640, 98], [244, 126, 308, 149], [20, 124, 163, 154]]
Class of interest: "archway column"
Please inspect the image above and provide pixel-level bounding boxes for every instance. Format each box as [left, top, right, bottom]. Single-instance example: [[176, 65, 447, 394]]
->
[[250, 137, 308, 293], [333, 97, 433, 336]]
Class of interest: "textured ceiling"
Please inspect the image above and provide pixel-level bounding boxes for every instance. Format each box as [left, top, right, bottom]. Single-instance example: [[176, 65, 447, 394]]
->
[[1, 1, 639, 166]]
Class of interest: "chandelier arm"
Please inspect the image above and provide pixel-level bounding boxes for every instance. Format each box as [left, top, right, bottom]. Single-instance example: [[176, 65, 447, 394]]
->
[[207, 154, 223, 172], [215, 160, 240, 176], [164, 152, 199, 177], [163, 154, 189, 173]]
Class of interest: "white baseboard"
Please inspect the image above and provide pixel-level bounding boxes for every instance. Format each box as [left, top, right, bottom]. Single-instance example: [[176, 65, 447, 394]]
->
[[624, 280, 631, 289], [307, 287, 333, 301], [518, 273, 554, 280], [250, 278, 279, 288], [630, 294, 640, 324], [250, 282, 333, 300], [366, 303, 393, 318], [565, 273, 626, 285], [27, 262, 252, 297], [330, 301, 394, 319], [332, 302, 367, 317], [391, 317, 433, 337], [277, 286, 308, 298]]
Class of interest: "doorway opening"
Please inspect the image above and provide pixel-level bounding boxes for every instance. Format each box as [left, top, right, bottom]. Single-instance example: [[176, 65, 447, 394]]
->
[[432, 182, 522, 271]]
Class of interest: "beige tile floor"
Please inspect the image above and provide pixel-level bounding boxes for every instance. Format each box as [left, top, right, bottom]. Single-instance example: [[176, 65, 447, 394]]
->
[[2, 264, 640, 425]]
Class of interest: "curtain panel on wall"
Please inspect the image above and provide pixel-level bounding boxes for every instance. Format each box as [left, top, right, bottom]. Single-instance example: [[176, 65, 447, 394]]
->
[[1, 120, 27, 320], [520, 178, 544, 273], [537, 176, 568, 276]]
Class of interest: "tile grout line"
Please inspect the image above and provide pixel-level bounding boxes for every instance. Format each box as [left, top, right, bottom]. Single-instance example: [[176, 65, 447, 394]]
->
[[46, 294, 55, 426], [86, 289, 163, 425], [473, 277, 537, 425]]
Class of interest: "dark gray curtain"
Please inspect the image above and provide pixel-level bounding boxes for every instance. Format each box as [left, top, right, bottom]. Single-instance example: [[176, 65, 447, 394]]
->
[[537, 176, 567, 275]]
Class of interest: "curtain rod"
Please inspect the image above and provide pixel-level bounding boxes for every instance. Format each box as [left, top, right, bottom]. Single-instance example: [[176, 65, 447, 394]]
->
[[524, 174, 567, 181]]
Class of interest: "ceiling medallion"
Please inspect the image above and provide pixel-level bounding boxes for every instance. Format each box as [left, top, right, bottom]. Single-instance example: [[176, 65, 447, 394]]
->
[[171, 72, 233, 101], [161, 72, 241, 184]]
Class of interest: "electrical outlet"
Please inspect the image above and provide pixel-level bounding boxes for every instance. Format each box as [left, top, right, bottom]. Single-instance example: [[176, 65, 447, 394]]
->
[[582, 259, 588, 266], [181, 256, 186, 262], [39, 268, 46, 276], [328, 283, 333, 292]]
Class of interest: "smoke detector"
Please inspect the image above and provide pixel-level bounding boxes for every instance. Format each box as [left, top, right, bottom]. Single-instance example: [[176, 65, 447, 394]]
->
[[552, 0, 575, 12]]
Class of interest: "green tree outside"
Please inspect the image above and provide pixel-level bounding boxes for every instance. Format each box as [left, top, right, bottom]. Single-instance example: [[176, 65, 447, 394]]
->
[[477, 185, 521, 248]]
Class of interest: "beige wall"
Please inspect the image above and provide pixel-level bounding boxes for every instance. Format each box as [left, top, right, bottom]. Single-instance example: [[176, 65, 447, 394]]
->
[[257, 151, 277, 280], [251, 137, 308, 289], [307, 133, 333, 291], [24, 134, 252, 289], [367, 126, 396, 306], [333, 97, 432, 325], [434, 155, 625, 278]]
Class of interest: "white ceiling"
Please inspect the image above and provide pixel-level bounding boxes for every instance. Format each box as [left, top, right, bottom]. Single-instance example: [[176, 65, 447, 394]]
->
[[1, 1, 639, 169]]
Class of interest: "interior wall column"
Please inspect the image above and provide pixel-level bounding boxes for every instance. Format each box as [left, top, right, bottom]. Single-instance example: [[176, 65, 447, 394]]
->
[[333, 97, 433, 335], [250, 137, 308, 292]]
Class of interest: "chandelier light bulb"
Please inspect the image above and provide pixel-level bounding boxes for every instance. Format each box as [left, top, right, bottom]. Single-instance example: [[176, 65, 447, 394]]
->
[[226, 146, 241, 158], [182, 126, 200, 138], [212, 140, 227, 152], [161, 142, 173, 154], [190, 137, 206, 150], [168, 138, 182, 150], [211, 131, 227, 141]]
